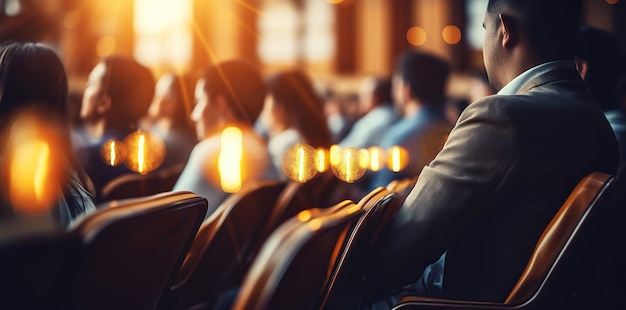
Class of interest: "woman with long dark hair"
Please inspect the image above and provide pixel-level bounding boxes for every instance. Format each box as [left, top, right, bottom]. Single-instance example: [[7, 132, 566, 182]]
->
[[260, 70, 333, 178], [0, 42, 95, 227]]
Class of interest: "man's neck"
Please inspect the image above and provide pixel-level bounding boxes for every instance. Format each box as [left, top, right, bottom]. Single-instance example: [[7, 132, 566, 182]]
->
[[82, 118, 106, 141], [403, 100, 422, 118]]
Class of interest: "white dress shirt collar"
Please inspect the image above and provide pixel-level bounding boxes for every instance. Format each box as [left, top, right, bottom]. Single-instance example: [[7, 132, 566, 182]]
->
[[498, 60, 576, 95]]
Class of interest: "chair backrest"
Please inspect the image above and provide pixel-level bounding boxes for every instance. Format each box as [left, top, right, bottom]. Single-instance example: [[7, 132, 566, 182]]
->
[[101, 163, 185, 201], [0, 217, 83, 309], [320, 187, 403, 310], [392, 171, 616, 309], [169, 180, 287, 309], [232, 200, 364, 310], [69, 191, 207, 310], [504, 172, 612, 306]]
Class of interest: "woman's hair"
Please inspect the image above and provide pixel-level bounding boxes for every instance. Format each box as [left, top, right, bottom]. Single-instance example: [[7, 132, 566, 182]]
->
[[0, 42, 93, 218], [267, 70, 332, 148], [164, 73, 196, 138]]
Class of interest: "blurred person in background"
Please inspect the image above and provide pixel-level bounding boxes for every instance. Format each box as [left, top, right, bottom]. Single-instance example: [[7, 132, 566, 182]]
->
[[139, 72, 196, 170], [0, 42, 95, 227], [339, 75, 399, 149], [260, 70, 333, 179], [173, 60, 277, 216], [72, 55, 155, 203], [575, 25, 626, 164]]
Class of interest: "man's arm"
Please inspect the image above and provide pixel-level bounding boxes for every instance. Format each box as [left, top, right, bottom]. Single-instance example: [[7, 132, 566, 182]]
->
[[364, 97, 519, 297]]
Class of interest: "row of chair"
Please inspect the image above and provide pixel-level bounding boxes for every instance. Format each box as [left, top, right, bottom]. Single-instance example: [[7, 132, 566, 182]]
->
[[2, 166, 622, 309]]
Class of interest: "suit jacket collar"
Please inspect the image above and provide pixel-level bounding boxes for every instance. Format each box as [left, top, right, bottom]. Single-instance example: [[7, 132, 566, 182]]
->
[[498, 61, 578, 95]]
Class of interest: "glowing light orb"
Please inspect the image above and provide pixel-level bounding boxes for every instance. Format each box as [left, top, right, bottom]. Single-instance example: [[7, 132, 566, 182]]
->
[[100, 139, 128, 167], [7, 113, 64, 215], [315, 147, 330, 173], [282, 143, 318, 183], [367, 146, 386, 171], [9, 140, 60, 214], [218, 126, 243, 193], [387, 146, 409, 172], [123, 130, 166, 174], [331, 147, 368, 183]]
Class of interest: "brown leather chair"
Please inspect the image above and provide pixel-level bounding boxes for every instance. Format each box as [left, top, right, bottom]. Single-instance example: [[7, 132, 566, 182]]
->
[[320, 187, 404, 310], [232, 200, 364, 310], [392, 171, 615, 309], [167, 180, 287, 309], [69, 191, 207, 310]]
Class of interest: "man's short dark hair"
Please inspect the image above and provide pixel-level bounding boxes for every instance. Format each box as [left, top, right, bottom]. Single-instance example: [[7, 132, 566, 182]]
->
[[395, 51, 450, 106], [101, 56, 154, 130], [487, 0, 582, 61], [372, 77, 393, 107], [202, 60, 266, 125]]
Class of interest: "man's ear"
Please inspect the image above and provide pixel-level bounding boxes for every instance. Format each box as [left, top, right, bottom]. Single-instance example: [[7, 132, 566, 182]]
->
[[96, 94, 112, 115], [499, 14, 516, 48]]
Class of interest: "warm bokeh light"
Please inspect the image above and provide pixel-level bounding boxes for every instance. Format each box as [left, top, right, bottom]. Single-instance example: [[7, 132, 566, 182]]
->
[[442, 25, 462, 44], [7, 114, 63, 215], [282, 143, 318, 183], [123, 130, 166, 175], [388, 146, 409, 172], [368, 146, 386, 172], [407, 26, 427, 46], [316, 147, 330, 173], [100, 139, 128, 167], [308, 219, 322, 231], [298, 209, 313, 222], [331, 147, 368, 183], [326, 0, 344, 3], [96, 35, 116, 57], [606, 0, 619, 4], [9, 140, 59, 214], [218, 127, 243, 193], [329, 144, 341, 165]]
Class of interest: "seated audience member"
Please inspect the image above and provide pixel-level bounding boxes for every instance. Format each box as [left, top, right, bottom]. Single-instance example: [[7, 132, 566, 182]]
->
[[339, 75, 399, 149], [139, 72, 196, 169], [364, 0, 618, 305], [368, 51, 453, 189], [0, 42, 95, 227], [575, 25, 626, 163], [173, 60, 277, 215], [323, 87, 354, 143], [73, 55, 155, 203], [260, 70, 333, 178]]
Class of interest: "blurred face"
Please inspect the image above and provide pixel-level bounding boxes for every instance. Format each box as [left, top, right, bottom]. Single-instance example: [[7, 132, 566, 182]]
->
[[191, 79, 211, 139], [148, 74, 176, 119], [81, 62, 107, 121], [259, 95, 286, 134], [391, 74, 407, 114]]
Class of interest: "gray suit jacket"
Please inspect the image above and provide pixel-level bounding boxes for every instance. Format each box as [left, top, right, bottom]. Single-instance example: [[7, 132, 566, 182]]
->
[[365, 67, 619, 302]]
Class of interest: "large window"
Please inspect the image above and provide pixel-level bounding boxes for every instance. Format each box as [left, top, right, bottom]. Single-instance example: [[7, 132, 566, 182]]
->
[[134, 0, 192, 71], [257, 0, 335, 66]]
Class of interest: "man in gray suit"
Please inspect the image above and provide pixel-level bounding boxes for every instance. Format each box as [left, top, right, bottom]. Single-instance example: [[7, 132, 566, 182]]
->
[[365, 0, 619, 304]]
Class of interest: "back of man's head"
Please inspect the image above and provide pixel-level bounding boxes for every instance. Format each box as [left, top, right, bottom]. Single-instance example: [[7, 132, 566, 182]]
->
[[575, 26, 624, 111], [372, 77, 392, 107], [487, 0, 582, 62], [395, 51, 450, 106], [101, 56, 154, 130], [202, 60, 266, 125]]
